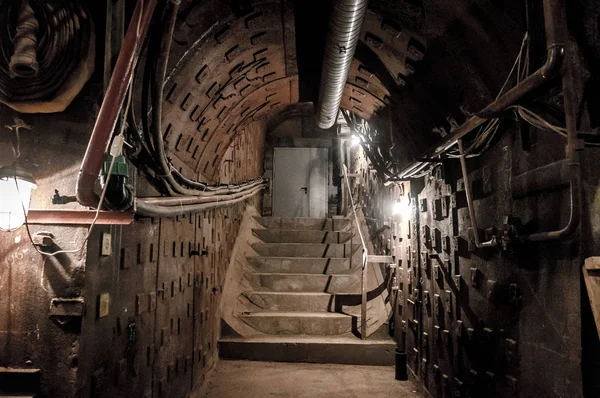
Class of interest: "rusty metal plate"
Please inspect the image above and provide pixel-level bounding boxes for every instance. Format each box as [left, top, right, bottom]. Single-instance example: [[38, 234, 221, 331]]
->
[[154, 214, 196, 398], [80, 219, 160, 398]]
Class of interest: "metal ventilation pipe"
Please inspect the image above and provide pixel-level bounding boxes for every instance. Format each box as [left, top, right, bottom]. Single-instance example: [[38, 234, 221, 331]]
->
[[316, 0, 369, 129]]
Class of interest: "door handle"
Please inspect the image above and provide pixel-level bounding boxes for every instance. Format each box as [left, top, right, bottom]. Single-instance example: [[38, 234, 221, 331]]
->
[[300, 187, 308, 194]]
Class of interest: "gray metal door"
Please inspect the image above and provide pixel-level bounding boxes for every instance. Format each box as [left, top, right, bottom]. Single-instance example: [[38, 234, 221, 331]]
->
[[273, 147, 328, 218]]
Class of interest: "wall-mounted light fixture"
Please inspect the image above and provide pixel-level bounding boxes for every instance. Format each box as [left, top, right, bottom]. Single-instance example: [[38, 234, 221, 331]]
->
[[392, 195, 411, 218], [0, 166, 36, 231]]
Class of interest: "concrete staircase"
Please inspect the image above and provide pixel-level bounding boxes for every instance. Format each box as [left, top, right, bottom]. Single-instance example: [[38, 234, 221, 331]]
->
[[219, 217, 395, 365]]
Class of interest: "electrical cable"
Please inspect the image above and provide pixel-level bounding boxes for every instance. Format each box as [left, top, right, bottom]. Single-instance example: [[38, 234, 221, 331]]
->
[[133, 0, 264, 197], [18, 1, 144, 256]]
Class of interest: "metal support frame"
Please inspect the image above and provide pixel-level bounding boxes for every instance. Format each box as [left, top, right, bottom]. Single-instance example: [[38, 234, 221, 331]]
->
[[342, 165, 368, 339]]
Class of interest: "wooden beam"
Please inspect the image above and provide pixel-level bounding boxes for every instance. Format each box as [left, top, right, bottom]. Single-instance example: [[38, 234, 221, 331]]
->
[[583, 257, 600, 337]]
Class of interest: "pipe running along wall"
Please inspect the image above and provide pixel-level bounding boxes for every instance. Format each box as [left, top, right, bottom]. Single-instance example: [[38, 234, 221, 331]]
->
[[135, 184, 266, 217], [316, 0, 369, 129], [77, 0, 265, 216], [398, 0, 566, 179], [77, 0, 156, 208]]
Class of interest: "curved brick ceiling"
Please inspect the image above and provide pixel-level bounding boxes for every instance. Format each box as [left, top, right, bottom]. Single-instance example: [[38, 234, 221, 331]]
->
[[162, 0, 524, 181]]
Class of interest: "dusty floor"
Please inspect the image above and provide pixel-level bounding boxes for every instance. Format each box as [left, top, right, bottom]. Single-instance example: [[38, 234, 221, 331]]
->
[[192, 360, 426, 398]]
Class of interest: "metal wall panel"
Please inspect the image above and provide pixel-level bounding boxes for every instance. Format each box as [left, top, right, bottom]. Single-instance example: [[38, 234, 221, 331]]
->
[[79, 219, 159, 398], [347, 124, 585, 398], [154, 214, 196, 398]]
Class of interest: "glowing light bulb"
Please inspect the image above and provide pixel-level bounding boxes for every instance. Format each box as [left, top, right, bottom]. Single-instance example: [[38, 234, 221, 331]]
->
[[392, 200, 403, 215], [350, 135, 360, 147], [0, 168, 36, 232], [392, 195, 411, 218]]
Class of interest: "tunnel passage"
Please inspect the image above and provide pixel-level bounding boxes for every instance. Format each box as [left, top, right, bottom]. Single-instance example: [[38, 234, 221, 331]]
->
[[157, 0, 527, 185], [0, 0, 599, 397]]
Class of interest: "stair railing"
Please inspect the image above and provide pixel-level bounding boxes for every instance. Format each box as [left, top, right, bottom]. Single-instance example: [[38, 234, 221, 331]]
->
[[342, 165, 368, 339]]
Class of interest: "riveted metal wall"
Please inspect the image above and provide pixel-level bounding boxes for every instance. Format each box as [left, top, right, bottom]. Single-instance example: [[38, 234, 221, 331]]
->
[[79, 203, 250, 398], [346, 121, 588, 398], [153, 214, 195, 398], [0, 225, 88, 398], [79, 219, 160, 398]]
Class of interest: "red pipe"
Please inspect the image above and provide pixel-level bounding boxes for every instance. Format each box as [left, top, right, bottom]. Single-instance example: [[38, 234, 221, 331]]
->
[[76, 0, 157, 207], [27, 210, 134, 225]]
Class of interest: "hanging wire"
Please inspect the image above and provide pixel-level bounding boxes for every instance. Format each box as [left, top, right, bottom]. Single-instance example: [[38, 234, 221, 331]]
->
[[17, 5, 144, 257]]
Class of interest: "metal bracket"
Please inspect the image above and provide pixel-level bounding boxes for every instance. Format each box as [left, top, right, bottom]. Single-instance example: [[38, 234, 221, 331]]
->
[[367, 255, 394, 263], [49, 297, 85, 322]]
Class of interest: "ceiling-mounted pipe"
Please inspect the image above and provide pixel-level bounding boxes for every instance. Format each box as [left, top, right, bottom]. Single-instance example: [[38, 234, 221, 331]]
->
[[76, 0, 157, 208], [316, 0, 369, 130], [398, 0, 565, 179]]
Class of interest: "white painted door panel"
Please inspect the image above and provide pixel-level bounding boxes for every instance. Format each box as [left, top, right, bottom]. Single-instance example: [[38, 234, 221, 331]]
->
[[273, 148, 328, 218]]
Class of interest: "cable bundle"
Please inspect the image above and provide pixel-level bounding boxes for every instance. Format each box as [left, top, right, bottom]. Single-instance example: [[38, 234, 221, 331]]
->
[[122, 0, 264, 204]]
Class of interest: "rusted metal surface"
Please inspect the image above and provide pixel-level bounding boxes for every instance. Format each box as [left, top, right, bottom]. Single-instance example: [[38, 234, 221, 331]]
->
[[154, 214, 195, 397], [347, 99, 588, 398], [359, 10, 425, 88], [78, 219, 159, 398], [0, 225, 88, 397], [193, 204, 243, 389], [78, 200, 252, 397]]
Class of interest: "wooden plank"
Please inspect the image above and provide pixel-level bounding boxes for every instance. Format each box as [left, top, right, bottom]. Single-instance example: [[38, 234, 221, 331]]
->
[[583, 257, 600, 337], [585, 257, 600, 270]]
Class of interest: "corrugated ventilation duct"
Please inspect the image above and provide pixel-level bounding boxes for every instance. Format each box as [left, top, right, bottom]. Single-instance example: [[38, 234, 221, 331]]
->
[[316, 0, 368, 129]]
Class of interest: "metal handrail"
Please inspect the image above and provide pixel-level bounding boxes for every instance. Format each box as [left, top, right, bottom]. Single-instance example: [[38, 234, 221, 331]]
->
[[342, 165, 369, 339]]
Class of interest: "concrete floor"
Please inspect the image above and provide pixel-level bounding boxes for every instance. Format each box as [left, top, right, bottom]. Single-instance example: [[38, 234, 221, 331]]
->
[[193, 360, 426, 398]]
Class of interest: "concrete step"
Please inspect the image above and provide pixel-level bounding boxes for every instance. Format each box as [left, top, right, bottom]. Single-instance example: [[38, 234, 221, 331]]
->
[[239, 312, 353, 335], [219, 335, 395, 365], [250, 273, 359, 293], [253, 229, 352, 244], [241, 291, 335, 312], [248, 257, 353, 274], [252, 243, 354, 258], [255, 217, 350, 231]]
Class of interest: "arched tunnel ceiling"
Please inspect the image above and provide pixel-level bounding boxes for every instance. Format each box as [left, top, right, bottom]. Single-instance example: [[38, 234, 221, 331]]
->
[[161, 0, 526, 182]]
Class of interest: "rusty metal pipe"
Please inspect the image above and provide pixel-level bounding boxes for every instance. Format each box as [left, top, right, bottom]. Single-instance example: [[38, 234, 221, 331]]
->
[[511, 159, 569, 198], [27, 210, 134, 225], [520, 40, 581, 242], [476, 0, 564, 118], [399, 0, 564, 178], [76, 0, 157, 207]]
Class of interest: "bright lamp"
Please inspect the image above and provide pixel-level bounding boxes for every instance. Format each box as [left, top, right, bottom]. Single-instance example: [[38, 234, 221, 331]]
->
[[392, 195, 411, 218], [0, 167, 36, 231]]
